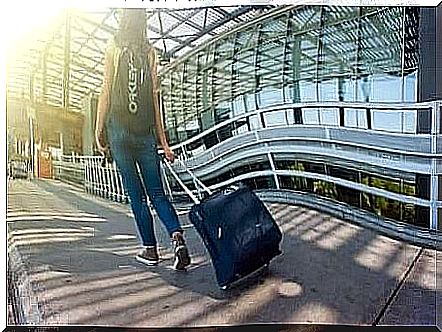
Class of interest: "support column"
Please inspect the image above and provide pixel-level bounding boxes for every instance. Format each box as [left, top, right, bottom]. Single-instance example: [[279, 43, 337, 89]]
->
[[416, 5, 442, 229], [63, 10, 71, 111], [338, 72, 345, 127], [291, 30, 302, 124], [430, 101, 440, 230], [42, 51, 47, 103], [254, 24, 265, 127], [231, 32, 239, 115], [60, 10, 71, 155], [29, 72, 35, 178], [315, 7, 325, 103], [282, 12, 290, 104], [268, 152, 280, 190], [82, 94, 99, 156]]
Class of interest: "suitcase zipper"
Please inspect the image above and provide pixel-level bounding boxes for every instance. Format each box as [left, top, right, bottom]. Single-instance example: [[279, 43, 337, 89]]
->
[[256, 222, 262, 254]]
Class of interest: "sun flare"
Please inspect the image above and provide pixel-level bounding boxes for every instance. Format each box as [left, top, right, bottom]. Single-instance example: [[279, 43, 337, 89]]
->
[[5, 4, 65, 59]]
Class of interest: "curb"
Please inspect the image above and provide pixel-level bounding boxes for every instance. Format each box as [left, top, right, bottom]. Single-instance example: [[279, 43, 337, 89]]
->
[[7, 242, 44, 325]]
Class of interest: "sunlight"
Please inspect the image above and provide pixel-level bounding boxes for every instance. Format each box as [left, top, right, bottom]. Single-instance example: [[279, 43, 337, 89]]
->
[[30, 270, 71, 283], [71, 284, 176, 324], [315, 221, 360, 250], [385, 245, 424, 283], [198, 279, 280, 325], [44, 271, 160, 300], [8, 227, 94, 246], [5, 4, 64, 59], [8, 228, 94, 235], [10, 237, 92, 246], [7, 215, 106, 222], [410, 250, 436, 290], [278, 208, 316, 234], [277, 280, 303, 297], [290, 302, 339, 323], [91, 244, 141, 256], [107, 234, 137, 240], [299, 217, 337, 242], [354, 235, 399, 272], [7, 211, 97, 217], [9, 232, 93, 240]]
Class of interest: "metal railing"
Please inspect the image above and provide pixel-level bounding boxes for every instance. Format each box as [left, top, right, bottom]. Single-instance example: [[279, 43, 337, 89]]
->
[[164, 100, 441, 230], [52, 101, 441, 231], [166, 101, 438, 158], [84, 157, 128, 203], [53, 158, 85, 186], [257, 189, 442, 250], [53, 155, 128, 203]]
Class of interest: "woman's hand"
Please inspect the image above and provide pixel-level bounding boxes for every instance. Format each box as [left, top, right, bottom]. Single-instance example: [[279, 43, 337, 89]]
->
[[163, 146, 175, 162], [95, 130, 108, 154]]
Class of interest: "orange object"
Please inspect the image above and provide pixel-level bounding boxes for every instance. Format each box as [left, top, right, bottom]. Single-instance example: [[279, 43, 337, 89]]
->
[[38, 151, 52, 178]]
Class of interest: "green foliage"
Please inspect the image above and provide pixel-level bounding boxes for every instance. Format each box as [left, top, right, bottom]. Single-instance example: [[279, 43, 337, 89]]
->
[[313, 180, 337, 198]]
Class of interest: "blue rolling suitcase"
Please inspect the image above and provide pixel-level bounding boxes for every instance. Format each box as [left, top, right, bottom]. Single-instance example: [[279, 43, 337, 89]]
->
[[164, 160, 283, 289]]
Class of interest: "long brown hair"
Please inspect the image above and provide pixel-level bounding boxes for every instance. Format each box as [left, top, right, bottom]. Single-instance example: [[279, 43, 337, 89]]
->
[[115, 8, 148, 49]]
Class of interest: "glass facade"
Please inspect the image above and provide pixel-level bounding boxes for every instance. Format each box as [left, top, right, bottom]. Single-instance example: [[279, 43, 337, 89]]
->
[[275, 158, 420, 226], [160, 6, 428, 228], [160, 6, 419, 144], [168, 156, 423, 227]]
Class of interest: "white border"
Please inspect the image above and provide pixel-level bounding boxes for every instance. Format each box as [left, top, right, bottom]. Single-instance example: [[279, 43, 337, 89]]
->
[[2, 0, 441, 330]]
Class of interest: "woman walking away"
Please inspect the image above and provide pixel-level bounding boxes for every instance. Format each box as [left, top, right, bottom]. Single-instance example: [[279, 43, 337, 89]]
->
[[95, 8, 191, 270]]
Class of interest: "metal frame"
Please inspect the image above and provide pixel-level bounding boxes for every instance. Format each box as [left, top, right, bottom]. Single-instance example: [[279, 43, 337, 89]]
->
[[7, 6, 271, 111], [158, 100, 440, 229], [8, 5, 412, 115], [59, 98, 441, 231], [430, 101, 440, 229], [160, 6, 419, 140]]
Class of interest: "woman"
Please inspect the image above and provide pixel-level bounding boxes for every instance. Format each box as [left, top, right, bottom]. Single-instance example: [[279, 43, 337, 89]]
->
[[95, 8, 191, 270]]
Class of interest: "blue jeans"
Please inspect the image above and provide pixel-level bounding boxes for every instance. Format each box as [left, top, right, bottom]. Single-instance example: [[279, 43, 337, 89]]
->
[[107, 120, 182, 247]]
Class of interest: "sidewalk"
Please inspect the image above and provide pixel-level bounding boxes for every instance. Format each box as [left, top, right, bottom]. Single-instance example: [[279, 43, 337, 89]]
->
[[7, 179, 440, 327]]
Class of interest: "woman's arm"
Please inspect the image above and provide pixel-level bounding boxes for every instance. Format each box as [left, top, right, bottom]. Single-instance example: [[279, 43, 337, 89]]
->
[[150, 48, 175, 161], [95, 45, 114, 152]]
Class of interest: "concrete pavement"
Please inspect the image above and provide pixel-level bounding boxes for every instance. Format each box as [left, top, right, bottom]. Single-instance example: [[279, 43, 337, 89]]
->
[[7, 179, 440, 327]]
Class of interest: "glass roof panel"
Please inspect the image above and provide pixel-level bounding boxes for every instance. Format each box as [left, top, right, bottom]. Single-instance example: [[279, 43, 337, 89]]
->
[[6, 6, 276, 110]]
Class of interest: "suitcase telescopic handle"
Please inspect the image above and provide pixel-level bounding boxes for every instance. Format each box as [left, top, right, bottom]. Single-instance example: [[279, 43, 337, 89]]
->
[[175, 158, 213, 196], [163, 158, 213, 204]]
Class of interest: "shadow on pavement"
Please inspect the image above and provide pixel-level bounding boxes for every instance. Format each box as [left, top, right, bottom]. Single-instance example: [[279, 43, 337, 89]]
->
[[7, 179, 440, 327]]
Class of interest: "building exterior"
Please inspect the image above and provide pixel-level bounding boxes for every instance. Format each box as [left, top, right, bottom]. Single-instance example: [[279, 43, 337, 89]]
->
[[5, 5, 441, 235], [159, 5, 442, 230]]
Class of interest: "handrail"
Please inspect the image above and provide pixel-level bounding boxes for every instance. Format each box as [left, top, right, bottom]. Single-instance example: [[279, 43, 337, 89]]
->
[[165, 101, 436, 152], [175, 169, 433, 208], [51, 99, 441, 231], [256, 190, 442, 250], [59, 125, 441, 230], [172, 136, 434, 177], [62, 142, 430, 209]]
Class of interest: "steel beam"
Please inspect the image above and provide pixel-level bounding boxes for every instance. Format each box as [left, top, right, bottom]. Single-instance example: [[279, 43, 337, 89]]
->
[[169, 6, 257, 56]]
